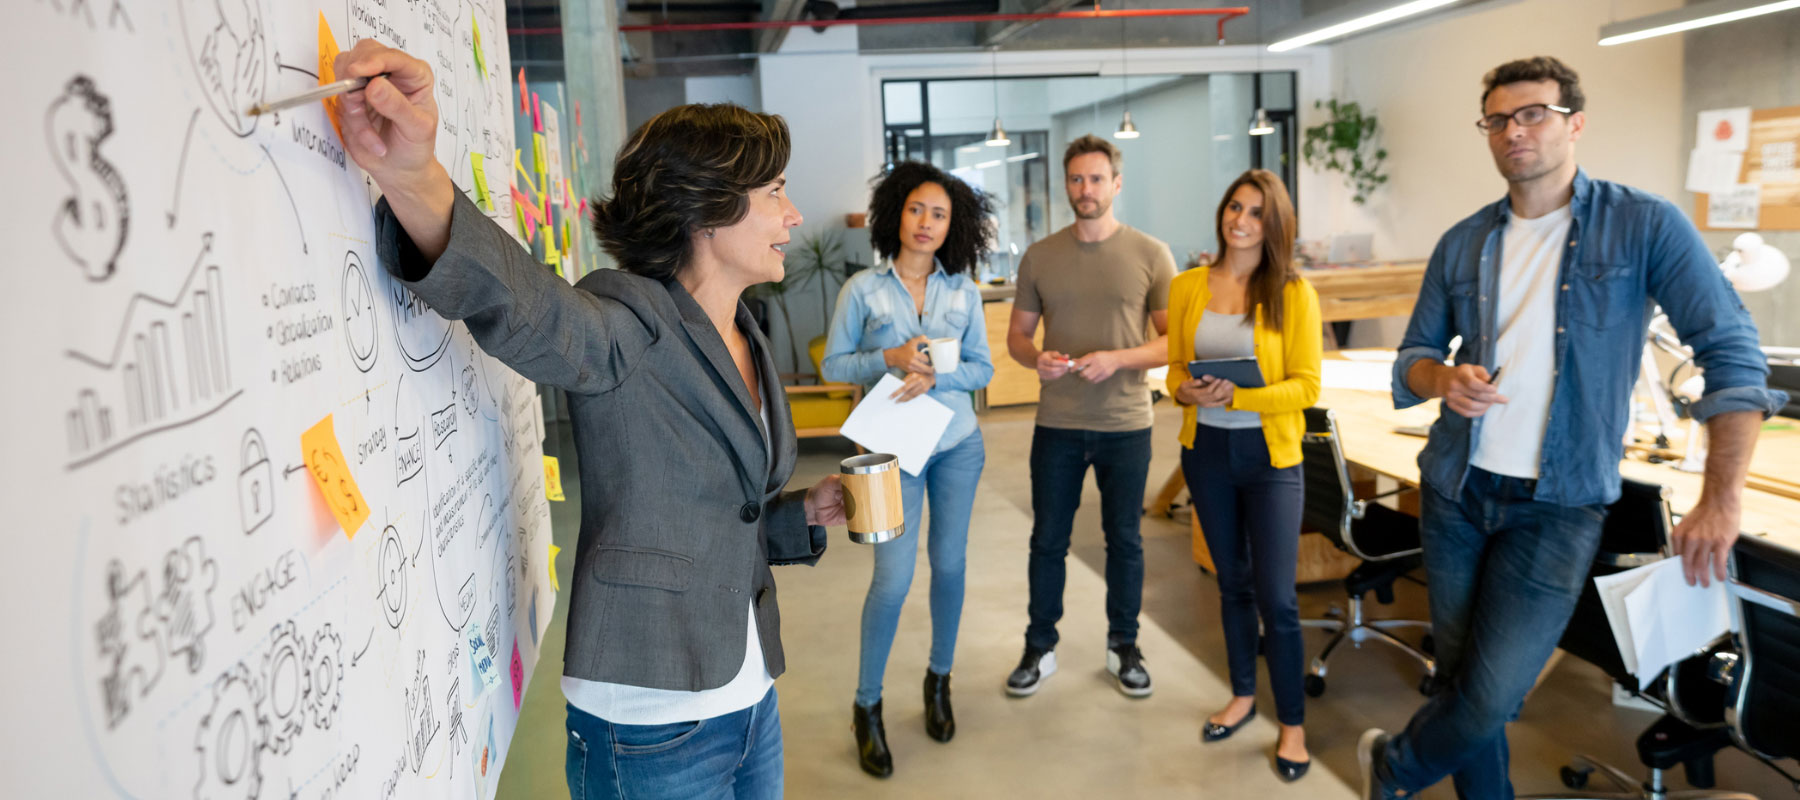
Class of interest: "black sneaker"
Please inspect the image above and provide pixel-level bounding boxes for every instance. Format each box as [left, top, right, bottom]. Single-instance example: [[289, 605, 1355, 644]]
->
[[1004, 646, 1056, 697], [1106, 643, 1153, 698]]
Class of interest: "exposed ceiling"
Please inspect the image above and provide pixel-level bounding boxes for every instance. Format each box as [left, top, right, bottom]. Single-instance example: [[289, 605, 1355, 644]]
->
[[505, 0, 1481, 80]]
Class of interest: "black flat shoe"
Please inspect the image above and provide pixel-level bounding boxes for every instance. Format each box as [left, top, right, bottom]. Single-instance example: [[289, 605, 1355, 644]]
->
[[1275, 754, 1311, 782], [853, 701, 893, 778], [923, 670, 955, 743], [1200, 705, 1256, 743]]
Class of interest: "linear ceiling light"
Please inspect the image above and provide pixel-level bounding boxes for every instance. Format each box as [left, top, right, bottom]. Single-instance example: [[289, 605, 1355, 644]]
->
[[1267, 0, 1459, 51], [1598, 0, 1800, 46]]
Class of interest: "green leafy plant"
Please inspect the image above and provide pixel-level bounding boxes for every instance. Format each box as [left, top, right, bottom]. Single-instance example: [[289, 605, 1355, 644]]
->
[[1302, 99, 1388, 205], [746, 229, 849, 374]]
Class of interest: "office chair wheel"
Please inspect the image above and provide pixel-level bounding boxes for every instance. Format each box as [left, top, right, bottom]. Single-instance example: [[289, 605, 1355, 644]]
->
[[1559, 765, 1591, 789], [1304, 674, 1326, 697], [1420, 634, 1435, 656]]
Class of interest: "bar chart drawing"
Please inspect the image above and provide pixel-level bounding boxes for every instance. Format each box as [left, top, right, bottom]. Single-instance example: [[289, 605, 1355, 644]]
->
[[65, 233, 242, 469]]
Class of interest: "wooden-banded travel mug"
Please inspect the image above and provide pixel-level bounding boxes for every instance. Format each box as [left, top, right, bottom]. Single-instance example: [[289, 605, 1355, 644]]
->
[[840, 453, 905, 544]]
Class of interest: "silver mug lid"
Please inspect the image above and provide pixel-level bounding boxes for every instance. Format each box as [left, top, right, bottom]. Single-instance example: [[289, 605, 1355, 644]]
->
[[840, 453, 898, 474]]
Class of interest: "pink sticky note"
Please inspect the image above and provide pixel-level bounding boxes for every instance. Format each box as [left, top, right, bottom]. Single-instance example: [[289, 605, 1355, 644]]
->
[[510, 639, 524, 709], [532, 93, 543, 133], [575, 100, 582, 128]]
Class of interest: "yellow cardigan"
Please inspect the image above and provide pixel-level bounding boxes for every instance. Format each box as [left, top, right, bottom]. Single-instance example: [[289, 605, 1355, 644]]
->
[[1165, 267, 1323, 468]]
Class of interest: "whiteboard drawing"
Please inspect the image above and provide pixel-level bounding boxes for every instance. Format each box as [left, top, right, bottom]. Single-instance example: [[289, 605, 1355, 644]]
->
[[47, 74, 128, 282], [180, 0, 269, 137]]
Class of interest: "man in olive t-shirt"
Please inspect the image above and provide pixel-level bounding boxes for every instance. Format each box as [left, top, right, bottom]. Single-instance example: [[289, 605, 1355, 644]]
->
[[1003, 135, 1175, 700]]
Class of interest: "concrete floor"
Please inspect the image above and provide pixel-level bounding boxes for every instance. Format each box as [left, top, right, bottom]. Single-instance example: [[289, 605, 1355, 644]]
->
[[498, 402, 1794, 799]]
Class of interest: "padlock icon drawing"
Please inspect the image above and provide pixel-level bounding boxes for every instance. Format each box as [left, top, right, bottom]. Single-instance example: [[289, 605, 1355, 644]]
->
[[239, 428, 275, 535]]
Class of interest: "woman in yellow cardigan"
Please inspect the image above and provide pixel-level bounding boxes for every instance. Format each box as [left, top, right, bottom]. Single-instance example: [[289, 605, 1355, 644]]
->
[[1166, 169, 1321, 782]]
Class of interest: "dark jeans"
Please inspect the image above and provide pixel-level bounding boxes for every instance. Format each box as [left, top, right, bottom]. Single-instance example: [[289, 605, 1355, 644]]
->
[[1026, 425, 1153, 651], [1379, 468, 1606, 800], [564, 688, 783, 800], [1182, 426, 1306, 726]]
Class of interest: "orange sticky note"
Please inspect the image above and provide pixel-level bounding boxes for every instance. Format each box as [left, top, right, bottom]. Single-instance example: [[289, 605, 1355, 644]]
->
[[301, 414, 370, 538], [317, 13, 344, 142], [544, 456, 565, 502], [518, 67, 528, 112]]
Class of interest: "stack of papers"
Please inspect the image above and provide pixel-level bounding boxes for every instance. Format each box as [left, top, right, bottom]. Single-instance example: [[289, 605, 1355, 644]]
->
[[839, 374, 954, 476], [1593, 557, 1733, 685]]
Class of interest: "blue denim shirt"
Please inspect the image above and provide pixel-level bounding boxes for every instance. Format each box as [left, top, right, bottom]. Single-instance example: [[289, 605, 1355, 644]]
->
[[822, 260, 995, 454], [1393, 169, 1786, 507]]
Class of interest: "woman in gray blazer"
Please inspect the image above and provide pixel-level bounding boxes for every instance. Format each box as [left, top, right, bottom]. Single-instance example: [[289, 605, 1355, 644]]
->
[[335, 40, 847, 800]]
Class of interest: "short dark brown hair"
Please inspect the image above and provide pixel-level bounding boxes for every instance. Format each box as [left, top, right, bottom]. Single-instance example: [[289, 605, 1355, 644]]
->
[[1480, 56, 1585, 113], [591, 104, 791, 280], [1062, 134, 1122, 176]]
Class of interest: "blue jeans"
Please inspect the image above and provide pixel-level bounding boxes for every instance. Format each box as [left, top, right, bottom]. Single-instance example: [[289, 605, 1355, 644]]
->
[[1379, 468, 1606, 800], [564, 688, 783, 800], [856, 431, 986, 707], [1026, 426, 1153, 651], [1182, 427, 1306, 726]]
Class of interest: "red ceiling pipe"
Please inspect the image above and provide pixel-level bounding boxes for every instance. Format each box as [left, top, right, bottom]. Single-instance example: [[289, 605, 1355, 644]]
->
[[515, 7, 1249, 45]]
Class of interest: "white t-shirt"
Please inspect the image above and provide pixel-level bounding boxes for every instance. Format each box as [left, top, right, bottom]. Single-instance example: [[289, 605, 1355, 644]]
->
[[562, 402, 776, 725], [1471, 203, 1573, 479]]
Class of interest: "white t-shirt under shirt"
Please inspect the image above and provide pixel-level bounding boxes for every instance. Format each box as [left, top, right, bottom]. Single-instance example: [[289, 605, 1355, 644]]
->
[[561, 398, 777, 725], [1470, 202, 1572, 479]]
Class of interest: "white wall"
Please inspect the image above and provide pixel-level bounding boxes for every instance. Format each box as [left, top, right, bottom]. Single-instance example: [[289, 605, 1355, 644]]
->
[[1322, 0, 1687, 346], [685, 74, 760, 109]]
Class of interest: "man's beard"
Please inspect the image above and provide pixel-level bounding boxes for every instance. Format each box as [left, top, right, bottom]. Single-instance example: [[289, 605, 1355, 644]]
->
[[1071, 196, 1109, 220]]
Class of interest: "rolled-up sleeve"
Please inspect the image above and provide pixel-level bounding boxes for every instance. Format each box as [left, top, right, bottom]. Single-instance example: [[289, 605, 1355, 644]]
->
[[1646, 200, 1787, 421], [1392, 238, 1454, 409]]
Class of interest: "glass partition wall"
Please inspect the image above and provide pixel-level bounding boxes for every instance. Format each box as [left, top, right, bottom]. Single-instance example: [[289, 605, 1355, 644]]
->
[[883, 71, 1298, 280]]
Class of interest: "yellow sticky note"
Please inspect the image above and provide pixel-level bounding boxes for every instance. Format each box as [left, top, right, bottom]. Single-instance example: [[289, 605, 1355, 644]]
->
[[548, 544, 562, 591], [513, 148, 537, 194], [317, 13, 344, 142], [563, 220, 572, 254], [470, 152, 492, 211], [544, 456, 565, 502], [545, 240, 560, 268], [301, 414, 370, 538], [472, 18, 487, 78], [533, 134, 548, 178]]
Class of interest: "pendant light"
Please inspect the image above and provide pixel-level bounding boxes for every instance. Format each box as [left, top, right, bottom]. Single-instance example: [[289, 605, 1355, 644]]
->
[[1249, 6, 1274, 136], [1113, 1, 1140, 139], [986, 46, 1011, 147]]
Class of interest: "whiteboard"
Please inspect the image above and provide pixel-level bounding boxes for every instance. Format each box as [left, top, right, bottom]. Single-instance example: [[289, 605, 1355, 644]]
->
[[0, 2, 554, 799]]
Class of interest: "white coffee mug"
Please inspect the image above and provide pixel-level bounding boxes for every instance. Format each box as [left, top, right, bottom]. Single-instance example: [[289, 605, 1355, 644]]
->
[[926, 337, 960, 374]]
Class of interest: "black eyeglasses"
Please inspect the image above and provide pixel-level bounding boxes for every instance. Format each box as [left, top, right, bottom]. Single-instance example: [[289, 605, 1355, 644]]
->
[[1475, 103, 1572, 135]]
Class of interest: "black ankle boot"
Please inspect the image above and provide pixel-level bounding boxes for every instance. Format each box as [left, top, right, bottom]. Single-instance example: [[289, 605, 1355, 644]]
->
[[853, 700, 893, 778], [924, 670, 956, 743]]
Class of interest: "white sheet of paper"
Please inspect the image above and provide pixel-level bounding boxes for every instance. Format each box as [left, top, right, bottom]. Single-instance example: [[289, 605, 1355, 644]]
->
[[1596, 558, 1732, 685], [1696, 107, 1751, 152], [1321, 359, 1394, 392], [839, 374, 955, 476], [1685, 148, 1744, 193], [1708, 183, 1761, 229], [1340, 349, 1397, 362], [1624, 558, 1732, 684]]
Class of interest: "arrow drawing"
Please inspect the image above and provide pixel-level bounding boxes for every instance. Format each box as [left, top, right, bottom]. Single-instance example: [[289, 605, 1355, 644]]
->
[[167, 109, 200, 228]]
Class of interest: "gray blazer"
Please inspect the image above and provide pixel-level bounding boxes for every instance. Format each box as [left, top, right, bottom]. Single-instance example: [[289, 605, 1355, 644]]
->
[[376, 193, 827, 691]]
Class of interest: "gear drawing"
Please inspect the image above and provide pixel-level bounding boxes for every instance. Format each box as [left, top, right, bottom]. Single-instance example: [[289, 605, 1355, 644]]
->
[[260, 621, 305, 754], [193, 663, 267, 800], [307, 624, 343, 730]]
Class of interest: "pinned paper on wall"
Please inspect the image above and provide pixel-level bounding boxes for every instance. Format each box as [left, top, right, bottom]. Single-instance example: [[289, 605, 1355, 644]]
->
[[543, 455, 564, 501], [317, 13, 344, 141], [1709, 183, 1762, 229], [300, 414, 370, 537], [542, 102, 564, 207], [470, 152, 493, 211], [1685, 148, 1744, 194], [471, 17, 488, 78], [1697, 107, 1751, 153]]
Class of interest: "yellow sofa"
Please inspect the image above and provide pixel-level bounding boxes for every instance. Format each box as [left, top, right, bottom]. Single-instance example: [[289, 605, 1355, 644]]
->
[[783, 336, 862, 442]]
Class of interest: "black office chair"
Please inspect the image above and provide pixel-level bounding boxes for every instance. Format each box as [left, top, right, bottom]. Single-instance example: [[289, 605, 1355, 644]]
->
[[1298, 406, 1436, 698], [1530, 484, 1800, 799]]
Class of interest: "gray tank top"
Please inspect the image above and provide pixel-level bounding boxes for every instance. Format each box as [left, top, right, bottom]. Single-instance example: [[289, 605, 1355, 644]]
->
[[1192, 311, 1263, 430]]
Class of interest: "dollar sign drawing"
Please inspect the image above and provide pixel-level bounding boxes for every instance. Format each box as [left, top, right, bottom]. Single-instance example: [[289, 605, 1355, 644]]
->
[[47, 75, 129, 281]]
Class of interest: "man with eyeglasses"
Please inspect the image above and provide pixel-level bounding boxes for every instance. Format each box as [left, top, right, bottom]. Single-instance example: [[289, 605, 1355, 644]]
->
[[1357, 56, 1786, 800]]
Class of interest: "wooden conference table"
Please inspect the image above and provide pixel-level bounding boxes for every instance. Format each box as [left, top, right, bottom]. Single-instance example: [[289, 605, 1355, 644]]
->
[[1317, 351, 1800, 555]]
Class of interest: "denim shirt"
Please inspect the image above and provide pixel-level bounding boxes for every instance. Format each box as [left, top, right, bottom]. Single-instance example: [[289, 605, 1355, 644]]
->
[[822, 260, 995, 454], [1393, 169, 1786, 507]]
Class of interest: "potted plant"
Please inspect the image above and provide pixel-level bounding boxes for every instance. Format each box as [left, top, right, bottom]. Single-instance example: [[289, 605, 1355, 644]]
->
[[1303, 99, 1388, 205]]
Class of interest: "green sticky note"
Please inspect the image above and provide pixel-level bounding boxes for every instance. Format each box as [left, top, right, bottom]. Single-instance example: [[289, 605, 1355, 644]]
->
[[472, 18, 487, 78], [470, 152, 493, 211]]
